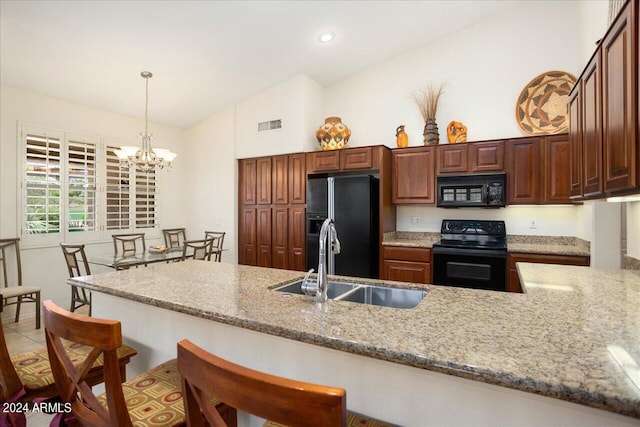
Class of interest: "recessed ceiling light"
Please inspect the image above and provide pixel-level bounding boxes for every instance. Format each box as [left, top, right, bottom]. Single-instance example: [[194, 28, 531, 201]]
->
[[318, 32, 335, 43]]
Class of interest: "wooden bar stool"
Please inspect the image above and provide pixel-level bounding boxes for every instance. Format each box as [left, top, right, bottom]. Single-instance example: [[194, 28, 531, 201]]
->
[[177, 339, 395, 427], [0, 313, 137, 411], [42, 301, 232, 427]]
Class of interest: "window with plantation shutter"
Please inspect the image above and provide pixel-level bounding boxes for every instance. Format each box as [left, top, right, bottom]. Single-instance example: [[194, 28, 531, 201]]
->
[[135, 168, 157, 228], [67, 138, 97, 233], [24, 132, 62, 238], [20, 123, 163, 246], [105, 146, 131, 231]]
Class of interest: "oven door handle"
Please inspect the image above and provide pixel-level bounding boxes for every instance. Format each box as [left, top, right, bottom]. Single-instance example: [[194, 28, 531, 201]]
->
[[432, 247, 507, 258]]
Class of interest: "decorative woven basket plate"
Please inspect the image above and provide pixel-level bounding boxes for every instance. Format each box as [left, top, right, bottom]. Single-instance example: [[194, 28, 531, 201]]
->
[[515, 70, 576, 135]]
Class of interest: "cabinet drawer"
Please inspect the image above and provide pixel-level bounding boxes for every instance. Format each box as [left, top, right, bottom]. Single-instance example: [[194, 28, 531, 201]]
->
[[384, 260, 431, 284], [340, 147, 373, 170], [383, 246, 431, 262]]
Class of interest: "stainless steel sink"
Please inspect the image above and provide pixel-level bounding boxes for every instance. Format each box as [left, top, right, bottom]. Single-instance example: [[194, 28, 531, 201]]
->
[[335, 285, 427, 309], [274, 279, 427, 309], [274, 280, 358, 299]]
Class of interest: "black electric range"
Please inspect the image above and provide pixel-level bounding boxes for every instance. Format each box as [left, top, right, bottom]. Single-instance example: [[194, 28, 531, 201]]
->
[[432, 219, 508, 291]]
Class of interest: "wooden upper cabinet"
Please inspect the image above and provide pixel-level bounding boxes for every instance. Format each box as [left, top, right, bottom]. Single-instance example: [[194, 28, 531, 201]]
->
[[256, 157, 272, 205], [272, 156, 288, 205], [568, 81, 584, 198], [239, 159, 257, 205], [437, 144, 467, 173], [288, 153, 306, 204], [340, 147, 373, 170], [544, 135, 572, 204], [308, 150, 340, 172], [392, 146, 435, 204], [307, 147, 380, 173], [469, 140, 505, 173], [436, 141, 504, 174], [507, 138, 541, 204], [602, 0, 637, 192], [582, 51, 604, 197]]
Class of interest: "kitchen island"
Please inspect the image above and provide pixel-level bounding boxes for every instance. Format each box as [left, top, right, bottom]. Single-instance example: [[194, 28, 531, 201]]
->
[[69, 261, 640, 426]]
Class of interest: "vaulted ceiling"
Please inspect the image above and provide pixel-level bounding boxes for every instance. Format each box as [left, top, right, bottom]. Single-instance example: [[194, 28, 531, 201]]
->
[[1, 1, 520, 128]]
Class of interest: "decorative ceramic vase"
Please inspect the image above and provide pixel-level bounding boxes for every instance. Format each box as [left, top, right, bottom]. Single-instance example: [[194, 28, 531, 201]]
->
[[316, 117, 351, 150], [423, 119, 439, 145], [395, 125, 408, 148], [447, 121, 468, 143]]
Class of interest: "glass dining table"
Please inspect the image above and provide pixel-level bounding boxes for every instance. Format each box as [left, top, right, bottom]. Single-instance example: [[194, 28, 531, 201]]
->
[[88, 248, 223, 269]]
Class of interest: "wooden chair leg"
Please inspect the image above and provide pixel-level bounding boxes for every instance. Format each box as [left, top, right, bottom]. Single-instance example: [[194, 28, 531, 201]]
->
[[35, 292, 41, 329]]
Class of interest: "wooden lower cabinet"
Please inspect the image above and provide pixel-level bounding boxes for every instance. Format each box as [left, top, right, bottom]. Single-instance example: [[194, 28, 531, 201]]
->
[[271, 207, 288, 269], [508, 252, 590, 293], [288, 207, 306, 271], [257, 208, 272, 267], [382, 246, 431, 284], [240, 208, 257, 266]]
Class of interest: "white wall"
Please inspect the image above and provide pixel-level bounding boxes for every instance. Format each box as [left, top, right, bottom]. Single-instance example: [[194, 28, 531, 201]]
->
[[322, 1, 601, 147], [0, 84, 185, 317], [235, 74, 324, 159], [181, 106, 237, 262]]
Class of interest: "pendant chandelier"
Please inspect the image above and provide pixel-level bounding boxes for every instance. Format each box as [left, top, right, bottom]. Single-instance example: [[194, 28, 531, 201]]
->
[[114, 71, 177, 172]]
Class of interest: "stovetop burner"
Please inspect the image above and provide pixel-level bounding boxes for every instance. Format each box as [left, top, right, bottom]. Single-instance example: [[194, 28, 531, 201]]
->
[[433, 219, 507, 251]]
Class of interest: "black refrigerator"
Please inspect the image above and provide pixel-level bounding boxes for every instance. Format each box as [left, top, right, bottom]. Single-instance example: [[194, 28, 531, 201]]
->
[[306, 174, 379, 278]]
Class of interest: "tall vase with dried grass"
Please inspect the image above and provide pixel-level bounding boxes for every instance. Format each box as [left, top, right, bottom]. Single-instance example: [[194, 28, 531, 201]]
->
[[411, 83, 444, 145]]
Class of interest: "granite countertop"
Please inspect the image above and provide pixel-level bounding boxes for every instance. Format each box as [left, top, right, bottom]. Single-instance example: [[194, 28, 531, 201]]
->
[[382, 231, 591, 256], [70, 261, 639, 419]]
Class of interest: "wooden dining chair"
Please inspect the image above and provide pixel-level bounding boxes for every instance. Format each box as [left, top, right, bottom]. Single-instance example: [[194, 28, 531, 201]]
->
[[42, 300, 188, 427], [181, 238, 214, 261], [204, 231, 225, 262], [112, 233, 146, 257], [0, 238, 41, 329], [163, 228, 187, 249], [60, 243, 92, 315], [0, 310, 137, 407], [178, 340, 395, 427]]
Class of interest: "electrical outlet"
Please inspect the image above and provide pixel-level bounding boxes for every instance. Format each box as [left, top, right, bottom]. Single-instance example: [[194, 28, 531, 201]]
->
[[529, 219, 537, 229], [411, 216, 421, 225]]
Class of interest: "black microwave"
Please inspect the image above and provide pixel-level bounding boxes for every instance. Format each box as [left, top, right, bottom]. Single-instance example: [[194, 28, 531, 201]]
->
[[436, 173, 506, 208]]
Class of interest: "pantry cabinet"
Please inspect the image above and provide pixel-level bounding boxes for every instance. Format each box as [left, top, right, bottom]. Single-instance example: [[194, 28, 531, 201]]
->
[[238, 153, 306, 270]]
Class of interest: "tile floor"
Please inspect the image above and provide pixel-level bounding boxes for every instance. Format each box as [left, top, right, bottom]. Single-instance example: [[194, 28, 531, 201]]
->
[[4, 308, 89, 426]]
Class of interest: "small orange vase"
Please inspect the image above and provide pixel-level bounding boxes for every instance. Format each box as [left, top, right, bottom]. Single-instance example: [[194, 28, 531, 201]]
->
[[395, 125, 408, 148]]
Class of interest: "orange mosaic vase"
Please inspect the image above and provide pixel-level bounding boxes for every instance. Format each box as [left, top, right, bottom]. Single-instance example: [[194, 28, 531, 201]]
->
[[316, 117, 351, 150]]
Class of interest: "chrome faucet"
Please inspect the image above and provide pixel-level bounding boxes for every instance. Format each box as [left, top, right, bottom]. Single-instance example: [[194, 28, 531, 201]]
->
[[317, 218, 340, 303], [302, 218, 341, 304]]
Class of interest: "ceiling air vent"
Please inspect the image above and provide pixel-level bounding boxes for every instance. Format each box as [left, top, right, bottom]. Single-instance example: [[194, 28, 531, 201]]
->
[[258, 119, 282, 132]]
